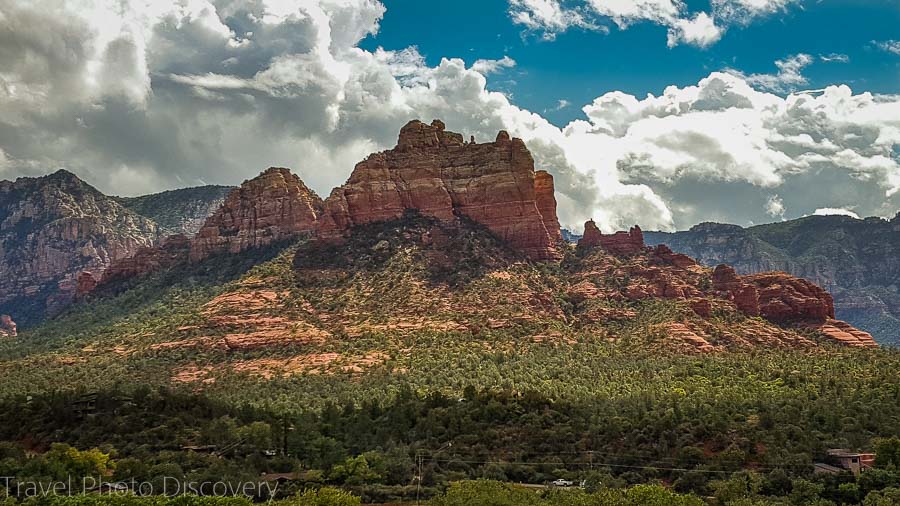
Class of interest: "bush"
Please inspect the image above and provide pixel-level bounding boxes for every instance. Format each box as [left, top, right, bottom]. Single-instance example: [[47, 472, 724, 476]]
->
[[286, 488, 361, 506]]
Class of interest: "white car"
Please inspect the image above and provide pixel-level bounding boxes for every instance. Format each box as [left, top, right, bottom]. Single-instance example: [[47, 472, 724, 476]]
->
[[551, 479, 574, 487]]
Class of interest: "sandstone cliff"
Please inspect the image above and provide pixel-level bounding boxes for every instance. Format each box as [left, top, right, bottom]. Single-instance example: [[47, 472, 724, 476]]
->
[[645, 216, 900, 346], [0, 170, 159, 324], [317, 120, 562, 260], [578, 220, 645, 255], [190, 168, 323, 261]]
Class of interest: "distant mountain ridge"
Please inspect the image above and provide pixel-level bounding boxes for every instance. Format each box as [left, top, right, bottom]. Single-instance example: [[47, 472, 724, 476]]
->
[[645, 215, 900, 346], [0, 170, 159, 325], [0, 172, 231, 326], [117, 185, 234, 237]]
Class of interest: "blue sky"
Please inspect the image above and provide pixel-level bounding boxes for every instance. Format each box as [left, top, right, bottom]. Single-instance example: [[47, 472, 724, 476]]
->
[[362, 0, 900, 126]]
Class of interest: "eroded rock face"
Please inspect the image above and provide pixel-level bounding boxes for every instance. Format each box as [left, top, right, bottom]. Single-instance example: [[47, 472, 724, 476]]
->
[[652, 244, 697, 269], [578, 220, 645, 255], [748, 272, 835, 322], [810, 319, 877, 348], [0, 315, 16, 337], [75, 271, 98, 296], [713, 264, 760, 316], [190, 168, 323, 261], [100, 234, 191, 285], [643, 217, 900, 346], [713, 264, 837, 322], [317, 120, 562, 260], [0, 170, 159, 323]]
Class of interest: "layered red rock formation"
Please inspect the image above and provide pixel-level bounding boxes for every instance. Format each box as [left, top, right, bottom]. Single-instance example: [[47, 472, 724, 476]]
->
[[652, 244, 697, 269], [714, 265, 836, 322], [578, 220, 645, 255], [712, 264, 761, 316], [316, 120, 562, 260], [190, 167, 323, 261], [810, 320, 877, 348], [75, 271, 98, 296], [748, 272, 835, 322], [100, 234, 191, 285], [534, 171, 563, 243], [0, 315, 16, 337], [707, 264, 875, 346]]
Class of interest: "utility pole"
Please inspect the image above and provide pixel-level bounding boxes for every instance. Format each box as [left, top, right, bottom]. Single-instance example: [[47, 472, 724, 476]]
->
[[282, 416, 288, 456], [415, 442, 451, 505], [415, 451, 424, 505]]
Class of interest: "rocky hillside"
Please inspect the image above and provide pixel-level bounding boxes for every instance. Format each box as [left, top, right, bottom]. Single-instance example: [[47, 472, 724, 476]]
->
[[0, 170, 159, 325], [83, 167, 324, 290], [645, 216, 900, 346], [117, 185, 233, 237], [69, 121, 873, 376], [8, 121, 877, 357]]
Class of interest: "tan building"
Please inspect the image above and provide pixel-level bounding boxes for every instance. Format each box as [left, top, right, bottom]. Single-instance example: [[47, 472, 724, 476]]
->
[[814, 449, 876, 476]]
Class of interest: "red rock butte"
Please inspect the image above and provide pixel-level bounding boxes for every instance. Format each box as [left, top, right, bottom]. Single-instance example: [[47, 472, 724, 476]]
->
[[190, 167, 323, 261], [316, 119, 563, 260], [578, 219, 645, 255]]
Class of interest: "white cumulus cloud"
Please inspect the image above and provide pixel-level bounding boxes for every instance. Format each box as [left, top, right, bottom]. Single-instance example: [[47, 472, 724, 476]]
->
[[0, 0, 898, 234], [813, 208, 861, 219], [471, 56, 517, 74], [873, 40, 900, 55], [506, 0, 807, 48]]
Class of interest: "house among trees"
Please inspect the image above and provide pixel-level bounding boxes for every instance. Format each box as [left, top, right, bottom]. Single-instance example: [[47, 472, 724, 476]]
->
[[814, 449, 876, 475]]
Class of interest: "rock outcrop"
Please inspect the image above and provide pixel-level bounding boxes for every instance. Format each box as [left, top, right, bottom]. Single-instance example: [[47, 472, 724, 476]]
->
[[713, 265, 837, 322], [712, 265, 761, 316], [578, 220, 645, 255], [644, 216, 900, 346], [747, 272, 835, 322], [99, 234, 191, 285], [0, 170, 159, 324], [810, 320, 877, 348], [316, 120, 562, 260], [0, 315, 15, 337], [190, 168, 323, 261], [75, 271, 98, 296]]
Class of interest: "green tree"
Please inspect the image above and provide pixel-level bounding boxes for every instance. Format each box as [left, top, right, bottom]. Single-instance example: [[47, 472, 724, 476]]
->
[[429, 481, 543, 506], [328, 456, 380, 485], [863, 487, 900, 506], [875, 438, 900, 469], [40, 444, 115, 481], [286, 488, 361, 506]]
